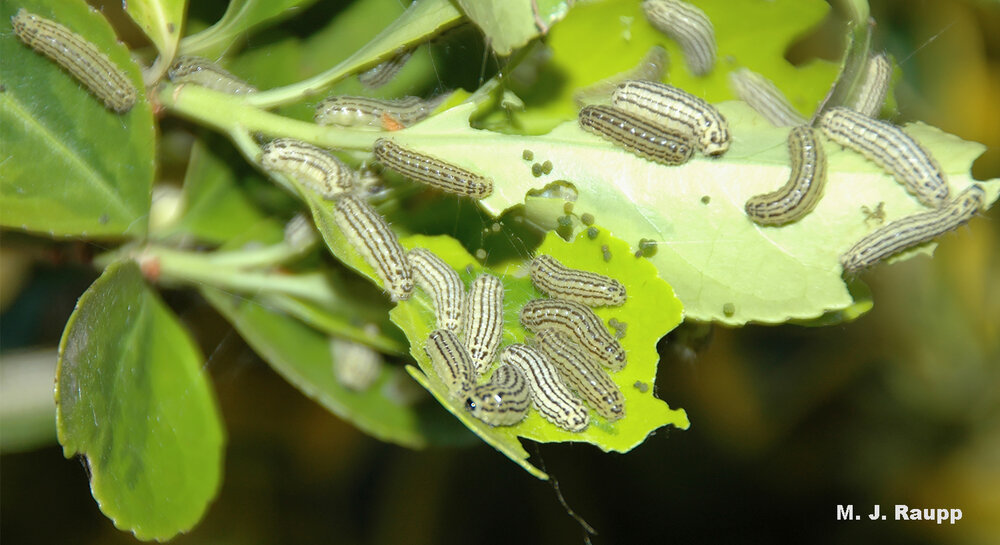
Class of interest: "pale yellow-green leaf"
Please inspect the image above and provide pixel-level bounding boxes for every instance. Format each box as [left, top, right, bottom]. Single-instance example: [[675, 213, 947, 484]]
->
[[391, 230, 688, 479], [379, 102, 1000, 324], [124, 0, 187, 82]]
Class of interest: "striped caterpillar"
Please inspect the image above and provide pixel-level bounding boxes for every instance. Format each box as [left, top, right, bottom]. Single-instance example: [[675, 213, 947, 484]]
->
[[374, 139, 493, 199], [260, 139, 356, 199], [578, 105, 694, 166], [744, 126, 827, 225], [11, 9, 136, 113], [840, 185, 984, 274], [501, 344, 590, 432], [167, 56, 257, 95], [728, 68, 807, 127], [529, 255, 627, 307], [407, 248, 465, 333], [332, 194, 413, 301], [818, 107, 949, 208], [612, 80, 730, 156], [520, 299, 627, 371], [641, 0, 716, 76], [534, 328, 625, 422]]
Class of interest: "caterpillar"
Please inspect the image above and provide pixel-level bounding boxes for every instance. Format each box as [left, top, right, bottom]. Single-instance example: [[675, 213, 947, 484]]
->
[[358, 47, 415, 89], [374, 139, 493, 199], [533, 328, 625, 422], [260, 139, 356, 200], [407, 248, 465, 333], [464, 273, 505, 374], [840, 185, 984, 274], [728, 68, 807, 127], [818, 107, 949, 208], [11, 9, 136, 113], [846, 53, 891, 118], [501, 344, 590, 432], [314, 95, 445, 130], [578, 105, 694, 166], [464, 364, 531, 427], [332, 194, 413, 301], [167, 56, 257, 95], [520, 299, 626, 371], [744, 126, 827, 225], [529, 254, 627, 307], [612, 80, 730, 156], [330, 338, 382, 391], [424, 329, 475, 399], [641, 0, 716, 76]]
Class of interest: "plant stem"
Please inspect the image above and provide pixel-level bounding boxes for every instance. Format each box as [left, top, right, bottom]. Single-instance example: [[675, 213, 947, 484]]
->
[[159, 84, 379, 151]]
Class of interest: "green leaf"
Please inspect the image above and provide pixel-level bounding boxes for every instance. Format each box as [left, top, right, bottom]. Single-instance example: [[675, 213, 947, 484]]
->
[[503, 0, 839, 133], [456, 0, 573, 55], [244, 0, 463, 108], [124, 0, 187, 69], [391, 231, 688, 479], [55, 261, 224, 541], [0, 0, 155, 238], [166, 137, 285, 244], [376, 102, 1000, 324], [202, 287, 471, 448], [180, 0, 320, 58]]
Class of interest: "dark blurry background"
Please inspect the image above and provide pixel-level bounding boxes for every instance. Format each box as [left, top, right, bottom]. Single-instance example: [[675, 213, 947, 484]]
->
[[2, 0, 998, 544]]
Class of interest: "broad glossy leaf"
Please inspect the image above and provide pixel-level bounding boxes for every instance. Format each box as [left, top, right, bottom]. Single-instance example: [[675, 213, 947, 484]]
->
[[378, 103, 1000, 324], [56, 261, 223, 541], [502, 0, 839, 133], [202, 287, 471, 447], [0, 0, 154, 238], [180, 0, 319, 58], [456, 0, 573, 55], [124, 0, 187, 70], [392, 231, 688, 479]]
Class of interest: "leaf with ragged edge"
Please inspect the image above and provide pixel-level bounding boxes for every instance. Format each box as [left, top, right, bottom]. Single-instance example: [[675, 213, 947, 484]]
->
[[391, 231, 688, 479], [499, 0, 839, 133], [202, 287, 472, 449], [375, 102, 1000, 324], [124, 0, 187, 74], [456, 0, 573, 55], [55, 261, 224, 541], [179, 0, 319, 58], [0, 0, 154, 238]]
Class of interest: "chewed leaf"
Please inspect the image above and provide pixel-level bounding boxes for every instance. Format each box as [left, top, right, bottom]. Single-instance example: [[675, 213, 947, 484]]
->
[[504, 0, 838, 133], [391, 230, 688, 479], [382, 102, 1000, 324]]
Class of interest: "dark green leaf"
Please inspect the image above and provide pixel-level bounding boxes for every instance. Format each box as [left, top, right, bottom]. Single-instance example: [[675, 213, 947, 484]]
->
[[0, 0, 155, 238]]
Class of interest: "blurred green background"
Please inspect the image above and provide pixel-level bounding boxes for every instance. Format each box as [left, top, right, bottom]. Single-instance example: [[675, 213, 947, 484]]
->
[[2, 0, 998, 543]]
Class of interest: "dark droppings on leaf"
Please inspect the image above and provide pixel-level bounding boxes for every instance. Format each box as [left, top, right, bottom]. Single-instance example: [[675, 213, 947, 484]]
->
[[587, 227, 599, 239], [532, 163, 543, 177], [602, 244, 612, 262], [701, 195, 711, 204], [563, 202, 574, 215], [541, 160, 553, 174], [522, 149, 534, 161], [608, 318, 627, 339], [581, 213, 595, 226], [0, 84, 6, 92], [723, 302, 736, 317], [556, 216, 573, 241], [635, 239, 657, 258], [633, 381, 649, 393]]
